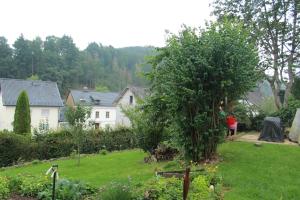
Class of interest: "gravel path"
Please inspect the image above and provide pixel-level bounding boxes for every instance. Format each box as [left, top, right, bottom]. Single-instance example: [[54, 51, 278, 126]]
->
[[235, 132, 298, 146]]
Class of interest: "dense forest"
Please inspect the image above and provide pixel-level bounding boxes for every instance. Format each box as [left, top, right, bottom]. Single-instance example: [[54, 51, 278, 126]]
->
[[0, 35, 154, 96]]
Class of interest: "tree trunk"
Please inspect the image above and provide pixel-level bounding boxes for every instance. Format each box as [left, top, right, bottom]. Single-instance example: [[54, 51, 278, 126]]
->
[[77, 145, 80, 166], [268, 79, 281, 109]]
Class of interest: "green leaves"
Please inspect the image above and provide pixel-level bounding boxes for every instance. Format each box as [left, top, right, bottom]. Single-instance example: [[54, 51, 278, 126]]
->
[[13, 91, 31, 135], [148, 20, 259, 162]]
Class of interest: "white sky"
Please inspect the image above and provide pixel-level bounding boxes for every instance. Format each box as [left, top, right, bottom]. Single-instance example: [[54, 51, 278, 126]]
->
[[0, 0, 213, 49]]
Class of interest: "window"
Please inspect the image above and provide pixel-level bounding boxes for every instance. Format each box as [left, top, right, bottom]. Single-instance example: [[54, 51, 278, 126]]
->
[[95, 111, 99, 118], [95, 123, 100, 129], [39, 118, 49, 132], [41, 109, 49, 117], [129, 95, 133, 105], [106, 111, 110, 118]]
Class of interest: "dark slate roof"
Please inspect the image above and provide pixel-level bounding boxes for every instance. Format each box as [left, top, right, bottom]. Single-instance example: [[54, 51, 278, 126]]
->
[[70, 90, 119, 107], [113, 86, 147, 105], [0, 78, 63, 107]]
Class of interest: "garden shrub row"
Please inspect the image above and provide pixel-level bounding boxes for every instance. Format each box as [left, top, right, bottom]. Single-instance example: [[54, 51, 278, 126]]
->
[[0, 126, 137, 167], [0, 173, 222, 200], [0, 175, 94, 200]]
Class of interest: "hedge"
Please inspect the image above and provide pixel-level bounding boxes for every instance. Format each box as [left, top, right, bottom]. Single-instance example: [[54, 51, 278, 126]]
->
[[0, 127, 137, 167]]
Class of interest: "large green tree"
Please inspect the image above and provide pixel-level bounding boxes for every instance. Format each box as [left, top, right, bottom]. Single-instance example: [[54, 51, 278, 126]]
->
[[13, 91, 31, 135], [0, 37, 14, 78], [212, 0, 300, 109], [148, 20, 259, 162]]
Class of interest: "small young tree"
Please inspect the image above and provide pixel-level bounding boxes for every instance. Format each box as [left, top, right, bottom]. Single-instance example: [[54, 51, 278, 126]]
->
[[123, 96, 169, 154], [148, 20, 259, 162], [13, 91, 31, 135], [65, 104, 91, 166]]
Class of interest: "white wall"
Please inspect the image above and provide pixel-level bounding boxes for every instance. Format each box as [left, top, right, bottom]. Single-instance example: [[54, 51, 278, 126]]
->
[[0, 94, 60, 131], [116, 89, 136, 126], [89, 106, 116, 128]]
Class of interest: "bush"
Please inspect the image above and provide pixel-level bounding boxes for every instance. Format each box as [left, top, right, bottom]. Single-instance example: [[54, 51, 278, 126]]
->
[[189, 175, 211, 200], [0, 127, 137, 167], [272, 97, 300, 127], [0, 176, 9, 200], [38, 179, 95, 200], [35, 129, 75, 160], [18, 175, 50, 197], [250, 112, 266, 131], [0, 131, 37, 167], [13, 91, 31, 135], [81, 127, 137, 153], [98, 182, 132, 200], [99, 149, 108, 155]]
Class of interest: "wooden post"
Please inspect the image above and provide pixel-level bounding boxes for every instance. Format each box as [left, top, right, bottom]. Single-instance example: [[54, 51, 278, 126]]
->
[[183, 167, 190, 200]]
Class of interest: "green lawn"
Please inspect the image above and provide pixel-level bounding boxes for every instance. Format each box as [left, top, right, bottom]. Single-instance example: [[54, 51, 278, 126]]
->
[[1, 142, 299, 199], [218, 141, 300, 200], [0, 150, 165, 187]]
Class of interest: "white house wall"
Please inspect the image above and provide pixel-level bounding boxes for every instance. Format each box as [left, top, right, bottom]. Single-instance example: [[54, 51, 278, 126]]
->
[[89, 106, 116, 128], [116, 89, 137, 126], [0, 94, 60, 132]]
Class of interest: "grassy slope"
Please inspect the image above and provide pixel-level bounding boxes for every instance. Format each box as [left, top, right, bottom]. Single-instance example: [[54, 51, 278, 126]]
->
[[0, 150, 165, 187], [218, 141, 300, 200], [1, 142, 299, 199]]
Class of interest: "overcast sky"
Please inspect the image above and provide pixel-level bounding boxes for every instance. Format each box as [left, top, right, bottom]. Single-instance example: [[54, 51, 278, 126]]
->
[[1, 0, 213, 49]]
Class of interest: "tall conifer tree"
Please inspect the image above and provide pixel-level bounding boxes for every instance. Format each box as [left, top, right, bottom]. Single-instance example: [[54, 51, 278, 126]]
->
[[13, 91, 31, 134]]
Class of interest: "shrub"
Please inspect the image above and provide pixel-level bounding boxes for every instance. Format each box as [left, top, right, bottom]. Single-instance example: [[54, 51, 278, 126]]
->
[[35, 129, 75, 160], [272, 97, 300, 127], [0, 131, 36, 167], [132, 177, 182, 200], [18, 175, 50, 197], [98, 182, 132, 200], [13, 91, 31, 135], [250, 112, 266, 131], [38, 179, 95, 200], [189, 175, 211, 200], [100, 126, 137, 151], [99, 149, 108, 155], [0, 176, 9, 200], [0, 127, 137, 167]]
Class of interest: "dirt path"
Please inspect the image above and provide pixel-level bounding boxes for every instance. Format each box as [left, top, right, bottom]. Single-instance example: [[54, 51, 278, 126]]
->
[[234, 132, 298, 146]]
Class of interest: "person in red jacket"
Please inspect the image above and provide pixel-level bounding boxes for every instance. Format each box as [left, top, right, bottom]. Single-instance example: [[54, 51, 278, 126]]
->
[[226, 114, 237, 136]]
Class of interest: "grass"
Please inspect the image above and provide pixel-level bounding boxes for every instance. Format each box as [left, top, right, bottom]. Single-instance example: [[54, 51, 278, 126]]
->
[[1, 142, 299, 199], [218, 141, 300, 200], [0, 149, 165, 187]]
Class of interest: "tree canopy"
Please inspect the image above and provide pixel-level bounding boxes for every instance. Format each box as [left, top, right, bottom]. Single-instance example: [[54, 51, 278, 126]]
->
[[212, 0, 300, 109], [0, 35, 154, 95], [147, 20, 259, 162]]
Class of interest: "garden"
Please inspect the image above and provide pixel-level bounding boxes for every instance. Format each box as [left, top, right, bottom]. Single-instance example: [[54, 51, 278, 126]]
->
[[1, 2, 300, 198]]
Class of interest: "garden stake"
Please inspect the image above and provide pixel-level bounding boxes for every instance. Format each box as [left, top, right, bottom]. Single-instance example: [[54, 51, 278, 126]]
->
[[183, 167, 190, 200], [52, 170, 57, 200], [46, 164, 58, 200]]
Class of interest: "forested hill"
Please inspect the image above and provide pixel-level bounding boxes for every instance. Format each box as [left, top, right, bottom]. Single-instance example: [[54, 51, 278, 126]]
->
[[0, 35, 155, 96]]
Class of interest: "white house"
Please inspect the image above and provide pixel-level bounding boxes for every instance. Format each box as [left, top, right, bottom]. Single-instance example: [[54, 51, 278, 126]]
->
[[66, 86, 146, 128], [113, 86, 146, 126], [0, 78, 64, 131]]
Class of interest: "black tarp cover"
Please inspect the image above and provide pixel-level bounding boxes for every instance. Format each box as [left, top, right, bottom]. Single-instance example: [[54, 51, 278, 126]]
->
[[258, 117, 284, 142]]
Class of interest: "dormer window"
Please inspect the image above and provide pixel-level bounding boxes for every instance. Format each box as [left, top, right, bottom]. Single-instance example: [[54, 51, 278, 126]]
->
[[129, 95, 133, 105], [95, 99, 100, 105]]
